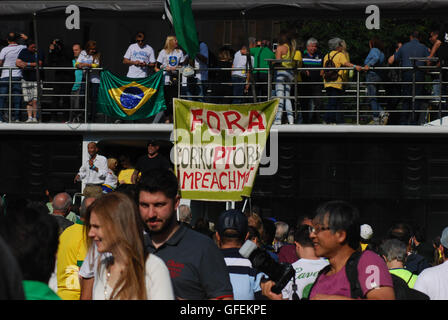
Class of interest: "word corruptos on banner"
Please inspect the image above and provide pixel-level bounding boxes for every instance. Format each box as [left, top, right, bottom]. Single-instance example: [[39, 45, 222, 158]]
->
[[173, 98, 278, 201]]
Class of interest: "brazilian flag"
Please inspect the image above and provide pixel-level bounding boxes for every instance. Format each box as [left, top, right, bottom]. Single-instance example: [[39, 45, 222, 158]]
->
[[96, 70, 166, 120]]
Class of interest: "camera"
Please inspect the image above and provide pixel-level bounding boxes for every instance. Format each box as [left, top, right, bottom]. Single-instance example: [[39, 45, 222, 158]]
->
[[239, 240, 295, 294]]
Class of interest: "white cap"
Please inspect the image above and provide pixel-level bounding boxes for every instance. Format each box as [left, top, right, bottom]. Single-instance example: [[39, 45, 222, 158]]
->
[[360, 224, 373, 240]]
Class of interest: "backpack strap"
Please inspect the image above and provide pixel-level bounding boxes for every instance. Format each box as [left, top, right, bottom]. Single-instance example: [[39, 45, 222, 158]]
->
[[344, 250, 364, 299]]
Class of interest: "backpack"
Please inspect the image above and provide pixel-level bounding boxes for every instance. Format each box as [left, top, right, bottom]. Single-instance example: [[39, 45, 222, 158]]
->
[[323, 51, 341, 82], [307, 250, 429, 300]]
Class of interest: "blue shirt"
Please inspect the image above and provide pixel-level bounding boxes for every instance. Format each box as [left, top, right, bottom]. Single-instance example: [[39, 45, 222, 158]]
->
[[364, 47, 385, 67], [72, 58, 83, 91], [394, 39, 429, 68]]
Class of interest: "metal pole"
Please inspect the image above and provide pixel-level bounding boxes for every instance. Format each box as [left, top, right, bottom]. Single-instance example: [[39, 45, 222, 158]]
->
[[356, 70, 360, 125], [84, 71, 89, 123], [33, 12, 43, 123], [267, 61, 272, 100], [8, 68, 11, 122], [412, 60, 416, 123], [439, 66, 443, 125], [294, 66, 298, 123]]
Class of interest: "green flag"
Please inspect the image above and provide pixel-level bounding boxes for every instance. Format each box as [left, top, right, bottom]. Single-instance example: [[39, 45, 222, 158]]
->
[[169, 0, 199, 59], [96, 70, 166, 120]]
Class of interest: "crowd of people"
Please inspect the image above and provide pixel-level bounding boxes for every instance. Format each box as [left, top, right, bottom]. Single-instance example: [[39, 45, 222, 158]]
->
[[0, 140, 447, 300], [1, 28, 447, 125]]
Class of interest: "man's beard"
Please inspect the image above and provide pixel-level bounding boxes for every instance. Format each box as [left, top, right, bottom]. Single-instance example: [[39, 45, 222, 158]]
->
[[146, 212, 177, 235]]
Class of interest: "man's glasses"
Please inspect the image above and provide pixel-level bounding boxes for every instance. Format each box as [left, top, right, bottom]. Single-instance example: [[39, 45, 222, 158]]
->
[[308, 225, 331, 234]]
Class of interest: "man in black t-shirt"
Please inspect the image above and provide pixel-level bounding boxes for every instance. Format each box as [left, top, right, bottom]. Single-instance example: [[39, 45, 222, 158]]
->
[[131, 139, 171, 184], [16, 39, 43, 123]]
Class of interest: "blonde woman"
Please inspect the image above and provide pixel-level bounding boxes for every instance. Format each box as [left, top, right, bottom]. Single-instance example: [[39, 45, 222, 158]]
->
[[274, 31, 301, 124], [156, 36, 186, 123], [75, 40, 101, 122], [86, 192, 174, 300], [101, 158, 118, 193]]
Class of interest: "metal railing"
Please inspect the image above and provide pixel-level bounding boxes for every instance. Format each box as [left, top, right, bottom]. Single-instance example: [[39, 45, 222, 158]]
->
[[0, 63, 446, 125]]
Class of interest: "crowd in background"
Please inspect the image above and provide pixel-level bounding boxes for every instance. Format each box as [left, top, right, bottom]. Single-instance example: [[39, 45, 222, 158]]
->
[[1, 28, 447, 125]]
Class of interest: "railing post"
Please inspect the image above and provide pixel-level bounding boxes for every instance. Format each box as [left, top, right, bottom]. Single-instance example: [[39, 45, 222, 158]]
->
[[356, 69, 360, 125], [412, 60, 416, 123], [439, 65, 443, 125], [8, 68, 13, 123], [84, 70, 89, 123], [267, 61, 272, 100]]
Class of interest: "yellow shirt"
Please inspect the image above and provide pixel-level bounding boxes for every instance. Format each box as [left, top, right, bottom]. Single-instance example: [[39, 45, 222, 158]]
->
[[322, 50, 348, 90], [118, 168, 135, 184], [279, 44, 303, 81], [56, 223, 87, 300]]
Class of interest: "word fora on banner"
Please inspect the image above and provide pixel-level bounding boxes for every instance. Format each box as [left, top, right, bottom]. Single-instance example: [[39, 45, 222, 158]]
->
[[172, 98, 278, 201]]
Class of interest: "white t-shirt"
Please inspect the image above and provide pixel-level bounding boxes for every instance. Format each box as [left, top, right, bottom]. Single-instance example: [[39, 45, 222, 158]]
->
[[0, 44, 26, 78], [103, 169, 117, 189], [92, 254, 174, 300], [281, 258, 329, 300], [76, 50, 101, 83], [157, 49, 185, 84], [181, 41, 209, 86], [414, 260, 448, 300], [232, 50, 254, 78], [123, 43, 156, 78]]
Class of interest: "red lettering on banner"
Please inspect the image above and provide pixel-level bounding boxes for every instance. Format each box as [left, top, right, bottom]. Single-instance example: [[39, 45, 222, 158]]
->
[[202, 172, 211, 189], [223, 111, 245, 133], [247, 110, 265, 132], [210, 172, 220, 189], [190, 109, 203, 131], [194, 171, 202, 190], [219, 172, 227, 190], [224, 146, 236, 169], [182, 172, 194, 189], [213, 146, 226, 169], [207, 111, 220, 134]]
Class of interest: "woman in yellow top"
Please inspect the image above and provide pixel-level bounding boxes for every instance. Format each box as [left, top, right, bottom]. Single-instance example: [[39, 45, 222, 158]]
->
[[117, 154, 135, 185], [321, 38, 363, 124], [274, 31, 301, 125]]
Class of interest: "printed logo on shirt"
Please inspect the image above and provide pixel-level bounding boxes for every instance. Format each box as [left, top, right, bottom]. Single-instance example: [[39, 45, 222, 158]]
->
[[166, 259, 185, 278], [169, 56, 178, 67]]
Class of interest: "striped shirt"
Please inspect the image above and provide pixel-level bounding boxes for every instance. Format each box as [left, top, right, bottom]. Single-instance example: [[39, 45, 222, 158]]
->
[[302, 50, 323, 82], [221, 247, 263, 300]]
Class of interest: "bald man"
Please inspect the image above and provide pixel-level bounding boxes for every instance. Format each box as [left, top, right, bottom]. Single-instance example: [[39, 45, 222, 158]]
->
[[74, 142, 108, 186], [52, 192, 77, 224]]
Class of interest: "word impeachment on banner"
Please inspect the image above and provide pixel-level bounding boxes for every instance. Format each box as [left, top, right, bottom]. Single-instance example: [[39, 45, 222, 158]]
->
[[173, 98, 279, 201], [96, 70, 166, 120]]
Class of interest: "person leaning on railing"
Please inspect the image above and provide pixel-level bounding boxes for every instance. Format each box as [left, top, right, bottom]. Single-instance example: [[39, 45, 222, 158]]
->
[[0, 32, 27, 123], [362, 37, 388, 125], [75, 40, 101, 123]]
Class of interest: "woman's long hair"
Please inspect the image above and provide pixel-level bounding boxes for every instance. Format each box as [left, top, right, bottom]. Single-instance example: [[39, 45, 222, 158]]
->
[[85, 192, 147, 300], [163, 36, 179, 54], [84, 40, 101, 64]]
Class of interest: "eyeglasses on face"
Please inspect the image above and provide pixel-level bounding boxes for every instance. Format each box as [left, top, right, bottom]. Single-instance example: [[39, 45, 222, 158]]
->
[[308, 224, 331, 234]]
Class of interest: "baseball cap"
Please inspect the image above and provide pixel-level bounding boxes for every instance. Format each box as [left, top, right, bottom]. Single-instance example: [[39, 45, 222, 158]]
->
[[216, 209, 248, 238], [360, 224, 373, 240], [441, 226, 448, 248], [147, 139, 159, 147]]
